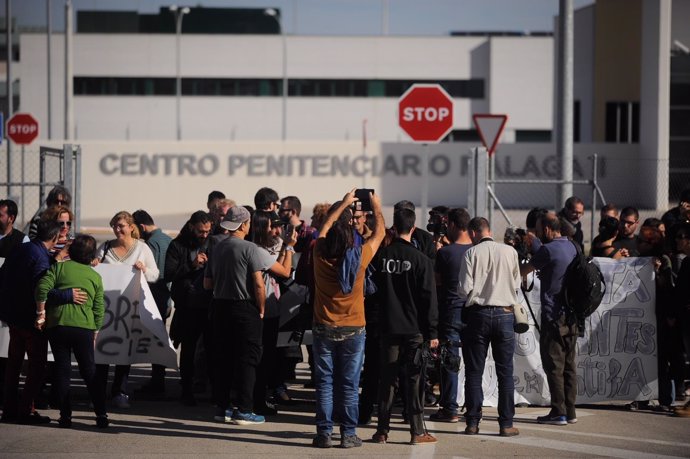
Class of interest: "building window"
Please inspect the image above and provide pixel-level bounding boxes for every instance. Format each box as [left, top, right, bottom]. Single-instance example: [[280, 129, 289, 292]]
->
[[73, 77, 485, 99], [515, 130, 551, 142], [605, 101, 639, 143]]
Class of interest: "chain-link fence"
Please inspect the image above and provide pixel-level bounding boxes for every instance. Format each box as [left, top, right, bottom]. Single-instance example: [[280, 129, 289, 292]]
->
[[467, 146, 681, 247]]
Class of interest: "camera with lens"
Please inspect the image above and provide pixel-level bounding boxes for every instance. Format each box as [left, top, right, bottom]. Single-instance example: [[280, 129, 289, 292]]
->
[[427, 211, 448, 239], [504, 226, 530, 262], [418, 340, 462, 373]]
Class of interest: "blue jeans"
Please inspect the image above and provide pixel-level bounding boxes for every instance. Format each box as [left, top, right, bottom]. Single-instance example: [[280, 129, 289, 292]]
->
[[461, 306, 515, 428], [313, 331, 365, 436], [439, 307, 463, 415]]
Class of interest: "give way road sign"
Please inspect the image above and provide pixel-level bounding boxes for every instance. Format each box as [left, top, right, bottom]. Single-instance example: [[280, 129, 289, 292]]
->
[[473, 114, 508, 156]]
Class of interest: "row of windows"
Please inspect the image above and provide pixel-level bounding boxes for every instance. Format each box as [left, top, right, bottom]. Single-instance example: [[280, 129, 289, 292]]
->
[[73, 77, 485, 98]]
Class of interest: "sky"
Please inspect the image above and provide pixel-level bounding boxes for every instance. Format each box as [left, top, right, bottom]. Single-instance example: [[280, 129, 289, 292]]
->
[[15, 0, 594, 36]]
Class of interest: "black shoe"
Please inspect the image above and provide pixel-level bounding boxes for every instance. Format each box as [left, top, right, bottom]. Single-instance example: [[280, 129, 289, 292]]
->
[[18, 411, 51, 425], [180, 394, 197, 406], [136, 381, 165, 395], [254, 402, 278, 416], [312, 434, 333, 448], [58, 417, 72, 428], [96, 415, 109, 428], [1, 413, 17, 423]]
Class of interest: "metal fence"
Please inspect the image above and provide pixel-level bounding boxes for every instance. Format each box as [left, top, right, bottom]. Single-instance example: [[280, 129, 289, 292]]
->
[[467, 147, 685, 246], [0, 144, 81, 233]]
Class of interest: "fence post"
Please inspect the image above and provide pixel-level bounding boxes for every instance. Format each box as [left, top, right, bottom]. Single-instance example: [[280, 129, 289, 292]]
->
[[63, 144, 74, 215], [590, 154, 598, 245], [74, 146, 82, 233], [466, 153, 475, 217], [470, 147, 489, 219]]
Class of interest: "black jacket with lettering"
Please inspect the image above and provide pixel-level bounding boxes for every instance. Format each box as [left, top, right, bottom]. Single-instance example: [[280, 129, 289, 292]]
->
[[373, 238, 438, 339]]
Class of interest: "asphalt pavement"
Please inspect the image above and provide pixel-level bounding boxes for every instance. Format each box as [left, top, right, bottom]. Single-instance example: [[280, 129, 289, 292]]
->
[[2, 361, 689, 458]]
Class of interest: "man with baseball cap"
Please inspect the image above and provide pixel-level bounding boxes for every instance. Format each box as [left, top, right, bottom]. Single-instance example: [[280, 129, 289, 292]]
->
[[204, 206, 276, 425]]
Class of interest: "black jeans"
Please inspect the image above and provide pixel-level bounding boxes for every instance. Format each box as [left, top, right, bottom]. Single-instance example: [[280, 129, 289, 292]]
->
[[47, 326, 106, 419], [254, 316, 280, 408], [211, 299, 263, 413], [178, 307, 212, 397], [95, 364, 130, 398], [376, 334, 425, 436]]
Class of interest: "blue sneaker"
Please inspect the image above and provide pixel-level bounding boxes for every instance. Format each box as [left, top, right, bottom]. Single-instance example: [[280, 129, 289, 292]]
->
[[231, 409, 265, 425], [537, 414, 567, 425]]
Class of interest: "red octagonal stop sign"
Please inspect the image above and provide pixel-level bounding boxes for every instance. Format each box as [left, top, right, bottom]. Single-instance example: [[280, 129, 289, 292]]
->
[[398, 84, 454, 143], [7, 113, 39, 145]]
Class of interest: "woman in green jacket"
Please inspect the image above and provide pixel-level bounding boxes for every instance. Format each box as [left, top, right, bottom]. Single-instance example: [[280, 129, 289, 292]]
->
[[35, 234, 108, 428]]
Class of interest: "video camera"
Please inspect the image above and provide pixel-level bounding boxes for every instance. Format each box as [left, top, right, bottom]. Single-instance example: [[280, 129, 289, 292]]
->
[[504, 226, 530, 262], [427, 211, 448, 239]]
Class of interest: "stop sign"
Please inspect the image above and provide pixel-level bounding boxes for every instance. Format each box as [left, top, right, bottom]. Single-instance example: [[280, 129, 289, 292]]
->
[[7, 113, 39, 145], [398, 84, 454, 143]]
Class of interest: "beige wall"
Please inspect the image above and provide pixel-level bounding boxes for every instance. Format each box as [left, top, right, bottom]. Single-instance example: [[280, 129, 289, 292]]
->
[[593, 0, 642, 141]]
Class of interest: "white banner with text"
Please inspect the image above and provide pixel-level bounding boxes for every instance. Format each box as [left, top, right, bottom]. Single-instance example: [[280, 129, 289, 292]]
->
[[457, 256, 658, 406]]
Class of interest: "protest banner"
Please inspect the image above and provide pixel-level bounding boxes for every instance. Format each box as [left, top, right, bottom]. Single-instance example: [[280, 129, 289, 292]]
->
[[457, 256, 658, 406], [94, 264, 178, 368], [1, 264, 177, 368]]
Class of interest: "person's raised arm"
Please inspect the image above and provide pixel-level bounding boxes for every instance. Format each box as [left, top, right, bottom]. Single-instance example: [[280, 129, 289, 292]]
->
[[363, 191, 385, 254], [269, 227, 297, 278], [319, 189, 357, 239]]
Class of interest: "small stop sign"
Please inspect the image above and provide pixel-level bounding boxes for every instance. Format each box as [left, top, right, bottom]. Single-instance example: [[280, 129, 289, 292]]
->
[[7, 113, 39, 145], [398, 84, 454, 143]]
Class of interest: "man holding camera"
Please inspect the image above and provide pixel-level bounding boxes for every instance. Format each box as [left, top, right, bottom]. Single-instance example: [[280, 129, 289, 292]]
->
[[372, 208, 438, 445], [521, 212, 578, 426], [458, 217, 520, 437], [430, 208, 472, 423], [279, 196, 317, 255]]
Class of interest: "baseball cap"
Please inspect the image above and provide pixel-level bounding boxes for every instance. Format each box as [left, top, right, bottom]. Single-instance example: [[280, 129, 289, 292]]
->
[[220, 206, 251, 231]]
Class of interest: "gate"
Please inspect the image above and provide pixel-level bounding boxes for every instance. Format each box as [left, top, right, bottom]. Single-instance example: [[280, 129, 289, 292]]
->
[[0, 144, 81, 233], [466, 147, 606, 242]]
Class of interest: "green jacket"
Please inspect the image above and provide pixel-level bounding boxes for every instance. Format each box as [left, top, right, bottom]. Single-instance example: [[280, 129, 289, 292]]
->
[[35, 260, 105, 330]]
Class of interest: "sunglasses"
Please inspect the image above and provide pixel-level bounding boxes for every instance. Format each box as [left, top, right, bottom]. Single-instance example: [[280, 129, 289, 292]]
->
[[675, 234, 690, 240], [56, 200, 67, 205], [622, 220, 638, 226], [59, 221, 72, 227]]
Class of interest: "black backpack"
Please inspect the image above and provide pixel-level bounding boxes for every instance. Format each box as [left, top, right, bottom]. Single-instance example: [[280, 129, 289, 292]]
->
[[563, 241, 606, 320]]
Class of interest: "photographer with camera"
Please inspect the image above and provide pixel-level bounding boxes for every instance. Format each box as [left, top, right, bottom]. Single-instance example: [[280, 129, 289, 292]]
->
[[279, 196, 317, 255], [371, 208, 439, 446], [427, 206, 450, 250], [520, 212, 578, 426], [430, 208, 472, 423]]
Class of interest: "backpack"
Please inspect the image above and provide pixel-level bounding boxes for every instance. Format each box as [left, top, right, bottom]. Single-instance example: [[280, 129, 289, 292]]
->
[[563, 241, 606, 320]]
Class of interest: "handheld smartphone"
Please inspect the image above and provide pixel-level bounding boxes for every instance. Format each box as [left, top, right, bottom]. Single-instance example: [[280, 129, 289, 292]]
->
[[355, 188, 375, 212]]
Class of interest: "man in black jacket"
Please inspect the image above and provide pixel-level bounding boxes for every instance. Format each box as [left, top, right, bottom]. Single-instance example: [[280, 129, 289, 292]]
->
[[164, 211, 212, 406], [372, 208, 438, 446]]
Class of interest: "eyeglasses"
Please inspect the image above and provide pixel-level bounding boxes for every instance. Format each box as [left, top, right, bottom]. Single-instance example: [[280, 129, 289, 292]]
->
[[111, 224, 129, 230], [352, 214, 365, 221], [59, 221, 72, 227], [622, 220, 638, 226], [675, 234, 690, 240]]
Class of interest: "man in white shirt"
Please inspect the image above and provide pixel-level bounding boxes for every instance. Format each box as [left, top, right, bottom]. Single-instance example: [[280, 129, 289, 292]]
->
[[458, 217, 520, 437]]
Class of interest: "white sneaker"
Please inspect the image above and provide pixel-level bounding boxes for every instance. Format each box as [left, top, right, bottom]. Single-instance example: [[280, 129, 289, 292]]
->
[[112, 393, 131, 409]]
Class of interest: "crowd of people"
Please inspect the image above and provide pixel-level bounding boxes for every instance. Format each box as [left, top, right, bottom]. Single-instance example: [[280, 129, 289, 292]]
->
[[0, 184, 688, 448]]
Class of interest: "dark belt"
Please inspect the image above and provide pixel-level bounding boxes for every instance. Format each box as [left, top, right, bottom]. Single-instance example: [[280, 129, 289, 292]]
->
[[466, 305, 513, 312]]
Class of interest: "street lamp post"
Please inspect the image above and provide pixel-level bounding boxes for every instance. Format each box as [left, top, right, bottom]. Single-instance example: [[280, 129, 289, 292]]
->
[[264, 8, 287, 141], [170, 5, 190, 141]]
